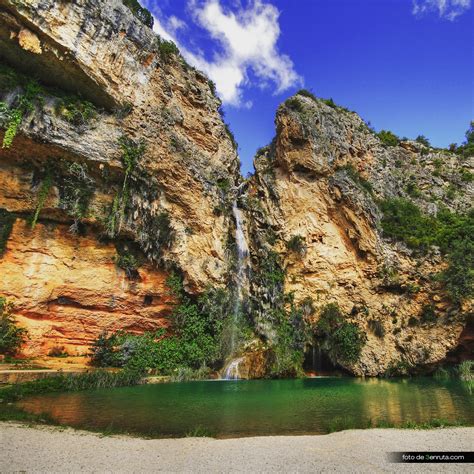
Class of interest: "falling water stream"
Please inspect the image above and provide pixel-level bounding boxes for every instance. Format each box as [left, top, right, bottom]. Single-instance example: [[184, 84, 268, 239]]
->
[[222, 202, 250, 380]]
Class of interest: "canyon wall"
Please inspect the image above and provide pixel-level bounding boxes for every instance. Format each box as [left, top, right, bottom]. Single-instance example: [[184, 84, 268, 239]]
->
[[247, 93, 473, 375], [0, 0, 240, 356], [0, 1, 471, 374]]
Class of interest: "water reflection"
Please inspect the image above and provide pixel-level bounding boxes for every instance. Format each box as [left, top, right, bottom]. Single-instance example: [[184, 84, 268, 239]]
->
[[18, 378, 473, 437]]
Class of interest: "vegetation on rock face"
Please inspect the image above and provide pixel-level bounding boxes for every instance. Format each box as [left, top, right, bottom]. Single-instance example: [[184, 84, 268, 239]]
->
[[296, 89, 318, 102], [380, 198, 474, 302], [157, 38, 180, 63], [377, 129, 399, 147], [269, 298, 309, 378], [55, 96, 97, 127], [30, 168, 53, 229], [106, 136, 145, 237], [115, 251, 141, 280], [0, 79, 43, 148], [339, 164, 373, 194], [0, 209, 15, 256], [90, 275, 235, 375], [123, 0, 154, 28], [455, 121, 474, 158], [415, 135, 431, 147], [315, 304, 366, 366], [57, 161, 94, 230], [0, 297, 27, 355], [284, 96, 304, 113], [286, 235, 306, 255]]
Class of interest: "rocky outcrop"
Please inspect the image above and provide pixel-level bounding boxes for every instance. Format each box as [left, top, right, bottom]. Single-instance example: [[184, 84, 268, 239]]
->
[[0, 219, 173, 356], [247, 93, 473, 376], [0, 0, 240, 356], [0, 1, 471, 374]]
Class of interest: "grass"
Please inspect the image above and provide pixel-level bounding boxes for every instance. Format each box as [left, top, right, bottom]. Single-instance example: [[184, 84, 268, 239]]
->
[[185, 426, 215, 437], [0, 369, 143, 403], [325, 416, 466, 434], [0, 369, 145, 434]]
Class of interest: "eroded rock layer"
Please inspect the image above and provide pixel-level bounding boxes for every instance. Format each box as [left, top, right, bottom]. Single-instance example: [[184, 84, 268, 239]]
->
[[0, 1, 471, 373], [247, 93, 473, 375], [0, 0, 240, 356]]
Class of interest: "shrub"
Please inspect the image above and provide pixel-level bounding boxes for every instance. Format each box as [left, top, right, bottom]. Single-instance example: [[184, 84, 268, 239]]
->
[[216, 178, 231, 193], [0, 209, 15, 256], [157, 38, 180, 63], [296, 89, 317, 102], [415, 135, 430, 147], [270, 303, 308, 378], [90, 332, 123, 367], [315, 304, 366, 365], [408, 316, 418, 327], [460, 169, 473, 182], [406, 181, 421, 198], [420, 304, 436, 323], [377, 130, 399, 147], [340, 164, 373, 194], [115, 252, 141, 279], [0, 298, 27, 355], [48, 346, 68, 357], [368, 319, 385, 338], [0, 80, 43, 148], [285, 97, 303, 113], [123, 0, 154, 28], [207, 80, 216, 96], [331, 323, 366, 364], [55, 96, 96, 126], [90, 278, 232, 374], [30, 169, 53, 229], [286, 235, 306, 255], [380, 198, 438, 250], [322, 98, 337, 109], [456, 121, 474, 158]]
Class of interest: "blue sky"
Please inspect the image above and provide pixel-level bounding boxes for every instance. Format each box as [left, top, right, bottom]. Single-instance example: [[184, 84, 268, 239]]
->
[[143, 0, 474, 174]]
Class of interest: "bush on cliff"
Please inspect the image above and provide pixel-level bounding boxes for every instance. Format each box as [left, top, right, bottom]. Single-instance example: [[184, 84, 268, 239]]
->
[[377, 129, 399, 147], [380, 199, 474, 302], [270, 301, 309, 378], [123, 0, 154, 28], [0, 298, 27, 355], [90, 276, 233, 374], [315, 304, 366, 366], [456, 121, 474, 158]]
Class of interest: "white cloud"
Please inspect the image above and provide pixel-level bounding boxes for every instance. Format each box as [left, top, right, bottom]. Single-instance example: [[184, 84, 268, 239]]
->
[[143, 0, 302, 107], [412, 0, 471, 20]]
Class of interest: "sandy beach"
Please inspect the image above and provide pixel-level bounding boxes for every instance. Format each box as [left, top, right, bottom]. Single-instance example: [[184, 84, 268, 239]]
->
[[0, 422, 472, 472]]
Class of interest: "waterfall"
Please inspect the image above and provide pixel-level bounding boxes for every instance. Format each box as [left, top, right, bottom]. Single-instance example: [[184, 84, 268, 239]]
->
[[229, 201, 249, 354], [222, 201, 250, 380], [224, 357, 243, 380]]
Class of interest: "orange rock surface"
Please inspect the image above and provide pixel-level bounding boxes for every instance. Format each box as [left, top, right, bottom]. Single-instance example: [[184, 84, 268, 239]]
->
[[0, 220, 173, 357]]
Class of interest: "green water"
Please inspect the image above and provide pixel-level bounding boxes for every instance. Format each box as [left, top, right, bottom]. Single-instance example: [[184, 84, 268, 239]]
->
[[18, 377, 473, 437]]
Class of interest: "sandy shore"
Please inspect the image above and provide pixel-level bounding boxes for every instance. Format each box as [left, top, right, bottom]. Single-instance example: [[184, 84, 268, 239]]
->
[[0, 422, 472, 472]]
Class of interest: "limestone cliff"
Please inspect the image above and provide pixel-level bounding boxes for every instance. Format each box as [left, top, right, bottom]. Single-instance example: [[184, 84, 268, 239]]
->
[[247, 92, 473, 375], [0, 1, 471, 375], [0, 0, 240, 356]]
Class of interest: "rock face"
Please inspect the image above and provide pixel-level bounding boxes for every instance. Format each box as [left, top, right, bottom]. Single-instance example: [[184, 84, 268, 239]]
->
[[1, 220, 172, 356], [0, 1, 471, 374], [247, 93, 473, 375], [0, 0, 240, 356]]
